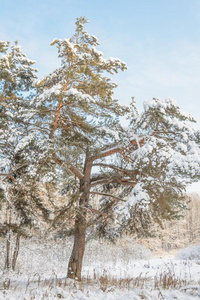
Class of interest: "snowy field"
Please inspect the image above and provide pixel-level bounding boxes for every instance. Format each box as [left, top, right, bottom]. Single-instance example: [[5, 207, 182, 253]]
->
[[0, 238, 200, 299]]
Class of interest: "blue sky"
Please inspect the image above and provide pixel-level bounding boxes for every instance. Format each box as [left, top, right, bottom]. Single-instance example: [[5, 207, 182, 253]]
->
[[1, 0, 200, 124]]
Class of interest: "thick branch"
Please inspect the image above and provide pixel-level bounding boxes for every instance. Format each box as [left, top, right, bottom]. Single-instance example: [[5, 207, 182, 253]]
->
[[50, 156, 84, 180], [91, 137, 145, 161], [49, 80, 69, 139], [92, 163, 137, 177], [70, 164, 84, 180], [49, 102, 63, 139]]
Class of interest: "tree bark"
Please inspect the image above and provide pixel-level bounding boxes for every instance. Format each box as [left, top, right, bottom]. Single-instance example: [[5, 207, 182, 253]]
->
[[5, 231, 11, 270], [67, 155, 92, 281], [4, 210, 11, 270], [12, 233, 20, 271], [67, 209, 86, 280]]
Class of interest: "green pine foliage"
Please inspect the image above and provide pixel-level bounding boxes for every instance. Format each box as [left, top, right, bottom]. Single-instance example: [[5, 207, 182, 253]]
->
[[33, 17, 128, 156], [0, 41, 51, 238]]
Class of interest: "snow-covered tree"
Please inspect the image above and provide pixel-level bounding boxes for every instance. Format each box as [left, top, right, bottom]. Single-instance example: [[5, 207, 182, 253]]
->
[[0, 40, 37, 181], [32, 17, 200, 281], [113, 98, 200, 233], [32, 17, 129, 280], [0, 41, 51, 270]]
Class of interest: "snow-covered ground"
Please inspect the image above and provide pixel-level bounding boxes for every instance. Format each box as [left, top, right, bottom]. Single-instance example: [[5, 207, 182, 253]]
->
[[1, 284, 200, 300], [0, 238, 200, 299]]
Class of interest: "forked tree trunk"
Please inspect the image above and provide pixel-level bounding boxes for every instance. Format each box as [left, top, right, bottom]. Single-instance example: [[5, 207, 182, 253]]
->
[[67, 156, 92, 281]]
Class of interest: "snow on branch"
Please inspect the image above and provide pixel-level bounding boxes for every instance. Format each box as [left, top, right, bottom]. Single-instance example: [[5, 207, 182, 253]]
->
[[50, 155, 84, 180], [91, 137, 145, 161], [90, 191, 126, 202]]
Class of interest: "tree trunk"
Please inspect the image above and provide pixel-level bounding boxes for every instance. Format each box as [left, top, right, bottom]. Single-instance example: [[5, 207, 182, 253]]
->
[[67, 156, 92, 281], [67, 211, 86, 280], [4, 209, 11, 270], [4, 231, 11, 270], [12, 233, 20, 271]]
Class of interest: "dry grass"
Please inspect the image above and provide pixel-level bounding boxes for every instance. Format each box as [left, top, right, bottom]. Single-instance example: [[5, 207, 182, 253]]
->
[[0, 236, 199, 299], [1, 266, 199, 300], [1, 266, 191, 292]]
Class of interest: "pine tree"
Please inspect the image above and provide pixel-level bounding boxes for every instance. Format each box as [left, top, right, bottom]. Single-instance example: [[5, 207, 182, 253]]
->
[[32, 18, 200, 281], [112, 98, 200, 235], [0, 41, 51, 270], [32, 17, 128, 280], [0, 40, 38, 180]]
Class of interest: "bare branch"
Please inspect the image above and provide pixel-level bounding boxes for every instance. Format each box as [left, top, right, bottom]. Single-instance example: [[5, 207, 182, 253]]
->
[[82, 206, 108, 217], [0, 173, 15, 181]]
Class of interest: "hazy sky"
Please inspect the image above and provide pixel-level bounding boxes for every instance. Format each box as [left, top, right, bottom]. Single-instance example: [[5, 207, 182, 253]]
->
[[1, 0, 200, 125]]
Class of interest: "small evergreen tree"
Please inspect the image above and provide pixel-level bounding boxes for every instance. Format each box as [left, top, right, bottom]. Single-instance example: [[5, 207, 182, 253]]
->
[[0, 40, 38, 181], [0, 41, 51, 270]]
